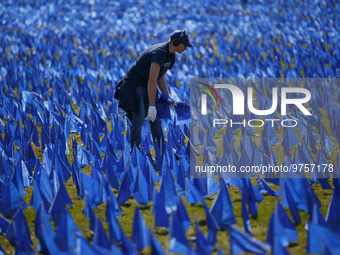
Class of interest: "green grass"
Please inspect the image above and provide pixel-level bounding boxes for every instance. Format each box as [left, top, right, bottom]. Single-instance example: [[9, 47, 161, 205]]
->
[[0, 104, 338, 255]]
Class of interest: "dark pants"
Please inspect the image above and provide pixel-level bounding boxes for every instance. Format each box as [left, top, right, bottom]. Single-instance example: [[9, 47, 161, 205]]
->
[[130, 87, 164, 150]]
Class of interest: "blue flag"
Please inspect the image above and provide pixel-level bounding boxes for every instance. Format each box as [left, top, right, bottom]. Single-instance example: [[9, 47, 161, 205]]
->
[[267, 200, 297, 248], [105, 180, 123, 218], [0, 215, 10, 235], [93, 216, 111, 251], [105, 196, 122, 243], [257, 176, 277, 196], [284, 181, 301, 225], [176, 195, 192, 233], [120, 227, 139, 255], [0, 179, 28, 218], [35, 204, 61, 255], [54, 209, 84, 253], [49, 179, 73, 227], [241, 190, 253, 236], [132, 205, 151, 251], [152, 189, 169, 228], [159, 166, 177, 213], [168, 211, 191, 254], [102, 151, 120, 190], [194, 217, 213, 255], [84, 191, 96, 231], [117, 164, 135, 205], [186, 179, 203, 206], [175, 102, 190, 125], [276, 200, 298, 244], [307, 223, 340, 254], [5, 207, 32, 245], [30, 179, 50, 213], [229, 224, 270, 255], [326, 191, 340, 233], [202, 201, 220, 246], [133, 162, 152, 206], [11, 220, 35, 255], [73, 232, 102, 255], [210, 180, 236, 229], [150, 228, 167, 255]]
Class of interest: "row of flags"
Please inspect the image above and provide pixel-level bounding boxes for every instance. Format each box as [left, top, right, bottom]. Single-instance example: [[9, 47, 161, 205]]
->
[[1, 1, 339, 108]]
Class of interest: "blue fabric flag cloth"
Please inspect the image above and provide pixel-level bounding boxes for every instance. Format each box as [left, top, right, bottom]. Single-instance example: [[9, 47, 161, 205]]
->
[[132, 206, 151, 251], [155, 93, 172, 121], [150, 228, 167, 255], [229, 224, 270, 255], [168, 210, 191, 254], [175, 102, 190, 125]]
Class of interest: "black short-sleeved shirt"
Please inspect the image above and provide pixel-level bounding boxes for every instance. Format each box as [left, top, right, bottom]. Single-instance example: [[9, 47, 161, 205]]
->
[[116, 42, 175, 120]]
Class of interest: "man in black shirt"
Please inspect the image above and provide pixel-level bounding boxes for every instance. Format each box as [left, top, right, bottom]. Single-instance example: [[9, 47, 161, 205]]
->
[[114, 30, 193, 152]]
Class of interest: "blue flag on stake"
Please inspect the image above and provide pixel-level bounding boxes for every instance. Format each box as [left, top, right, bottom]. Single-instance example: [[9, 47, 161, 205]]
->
[[93, 216, 111, 252], [257, 176, 277, 196], [84, 191, 96, 231], [267, 200, 297, 248], [241, 190, 253, 236], [229, 224, 270, 255], [133, 162, 152, 206], [49, 179, 73, 228], [307, 202, 329, 232], [105, 196, 122, 244], [195, 217, 212, 255], [326, 190, 340, 233], [120, 227, 139, 255], [150, 228, 167, 255], [152, 189, 169, 228], [210, 180, 236, 229], [307, 222, 340, 254], [284, 180, 301, 225], [38, 166, 54, 202], [30, 179, 50, 212], [281, 127, 300, 158], [0, 215, 10, 235], [12, 161, 27, 198], [54, 209, 84, 253], [202, 201, 220, 246], [159, 166, 177, 213], [276, 200, 298, 244], [105, 179, 123, 218], [102, 151, 120, 190], [117, 164, 135, 205], [12, 220, 35, 255], [35, 204, 61, 255], [132, 205, 151, 251], [73, 232, 102, 255], [5, 207, 32, 245], [168, 210, 191, 254], [0, 179, 28, 218], [176, 195, 192, 233]]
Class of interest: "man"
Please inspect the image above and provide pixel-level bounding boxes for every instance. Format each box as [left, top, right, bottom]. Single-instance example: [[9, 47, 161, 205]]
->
[[114, 30, 193, 152]]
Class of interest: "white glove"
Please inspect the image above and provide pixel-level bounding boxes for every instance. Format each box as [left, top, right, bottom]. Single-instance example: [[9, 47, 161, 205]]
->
[[169, 95, 177, 107], [147, 105, 157, 122]]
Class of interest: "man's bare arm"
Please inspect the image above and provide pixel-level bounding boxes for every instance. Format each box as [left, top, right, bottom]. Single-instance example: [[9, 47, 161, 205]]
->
[[148, 63, 161, 105], [157, 70, 170, 95]]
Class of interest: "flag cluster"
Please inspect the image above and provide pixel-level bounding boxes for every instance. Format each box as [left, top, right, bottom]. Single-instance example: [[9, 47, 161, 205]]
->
[[0, 0, 340, 254]]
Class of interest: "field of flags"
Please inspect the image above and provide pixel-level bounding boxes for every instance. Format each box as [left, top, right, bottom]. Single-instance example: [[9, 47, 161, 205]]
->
[[0, 0, 340, 254]]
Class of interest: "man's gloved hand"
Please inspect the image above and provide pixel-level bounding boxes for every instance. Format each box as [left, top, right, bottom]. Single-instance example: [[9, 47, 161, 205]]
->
[[169, 95, 177, 107], [146, 105, 157, 122]]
